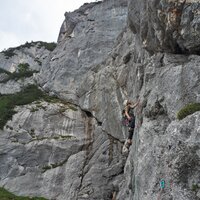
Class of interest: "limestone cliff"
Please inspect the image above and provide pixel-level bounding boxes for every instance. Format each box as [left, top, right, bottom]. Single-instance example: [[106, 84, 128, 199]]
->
[[0, 0, 200, 200]]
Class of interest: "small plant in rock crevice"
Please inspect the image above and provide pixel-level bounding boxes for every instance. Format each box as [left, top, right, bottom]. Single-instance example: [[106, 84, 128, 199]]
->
[[192, 184, 200, 192], [42, 157, 69, 173], [177, 103, 200, 120]]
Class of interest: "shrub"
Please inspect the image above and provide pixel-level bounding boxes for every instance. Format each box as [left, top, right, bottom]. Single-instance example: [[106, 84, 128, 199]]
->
[[0, 64, 38, 83], [42, 158, 69, 173], [0, 85, 45, 129], [177, 103, 200, 120], [38, 42, 57, 51], [18, 63, 30, 73], [1, 41, 57, 59], [0, 85, 69, 129], [0, 68, 11, 75], [192, 184, 199, 192], [1, 49, 16, 59], [0, 187, 47, 200], [0, 95, 17, 129]]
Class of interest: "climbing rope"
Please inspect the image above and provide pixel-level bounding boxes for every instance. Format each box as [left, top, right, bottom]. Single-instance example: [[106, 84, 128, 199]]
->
[[132, 99, 143, 200], [135, 99, 143, 129]]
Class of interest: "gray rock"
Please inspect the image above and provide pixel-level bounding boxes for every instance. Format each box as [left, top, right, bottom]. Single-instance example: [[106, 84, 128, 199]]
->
[[0, 100, 125, 200], [0, 0, 200, 200], [119, 112, 200, 200], [0, 42, 52, 94], [0, 77, 35, 94], [36, 0, 128, 102], [128, 0, 200, 54], [0, 42, 50, 72]]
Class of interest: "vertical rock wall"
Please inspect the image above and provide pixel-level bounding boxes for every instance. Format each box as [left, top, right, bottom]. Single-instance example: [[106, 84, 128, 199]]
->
[[0, 0, 200, 200]]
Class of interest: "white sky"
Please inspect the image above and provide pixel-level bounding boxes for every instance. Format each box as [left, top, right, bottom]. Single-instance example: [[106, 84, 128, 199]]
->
[[0, 0, 97, 51]]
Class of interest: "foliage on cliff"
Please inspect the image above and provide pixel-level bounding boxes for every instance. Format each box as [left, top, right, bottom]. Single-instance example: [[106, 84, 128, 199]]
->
[[1, 41, 56, 59], [0, 187, 47, 200], [177, 103, 200, 120], [0, 63, 38, 83], [0, 85, 61, 129]]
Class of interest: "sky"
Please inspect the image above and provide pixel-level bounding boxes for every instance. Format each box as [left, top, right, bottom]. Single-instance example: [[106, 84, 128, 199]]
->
[[0, 0, 97, 51]]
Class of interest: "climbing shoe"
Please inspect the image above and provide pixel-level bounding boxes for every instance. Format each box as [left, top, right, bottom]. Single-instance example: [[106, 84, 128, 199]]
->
[[125, 141, 131, 149], [122, 139, 131, 153]]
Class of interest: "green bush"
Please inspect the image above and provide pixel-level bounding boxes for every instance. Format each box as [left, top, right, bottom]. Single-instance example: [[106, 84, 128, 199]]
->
[[42, 158, 69, 173], [38, 42, 57, 51], [18, 63, 30, 73], [0, 64, 38, 83], [0, 187, 47, 200], [1, 41, 57, 59], [0, 85, 68, 129], [1, 49, 16, 59], [177, 103, 200, 120], [0, 85, 45, 129], [192, 184, 199, 192], [0, 68, 11, 75]]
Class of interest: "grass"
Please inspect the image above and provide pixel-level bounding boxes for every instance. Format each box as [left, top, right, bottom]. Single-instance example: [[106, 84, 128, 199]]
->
[[177, 103, 200, 120], [0, 187, 47, 200], [0, 85, 60, 129]]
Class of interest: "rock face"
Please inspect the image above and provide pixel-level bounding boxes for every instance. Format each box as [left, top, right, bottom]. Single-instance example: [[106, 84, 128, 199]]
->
[[36, 0, 128, 102], [118, 112, 200, 200], [0, 100, 125, 200], [0, 42, 51, 72], [128, 0, 200, 54], [0, 42, 53, 94], [0, 0, 200, 200]]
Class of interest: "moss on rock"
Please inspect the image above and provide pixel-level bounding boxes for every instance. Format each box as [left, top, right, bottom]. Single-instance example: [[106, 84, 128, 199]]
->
[[177, 103, 200, 120]]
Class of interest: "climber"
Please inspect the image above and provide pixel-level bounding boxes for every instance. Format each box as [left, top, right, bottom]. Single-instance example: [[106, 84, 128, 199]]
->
[[123, 99, 139, 149]]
